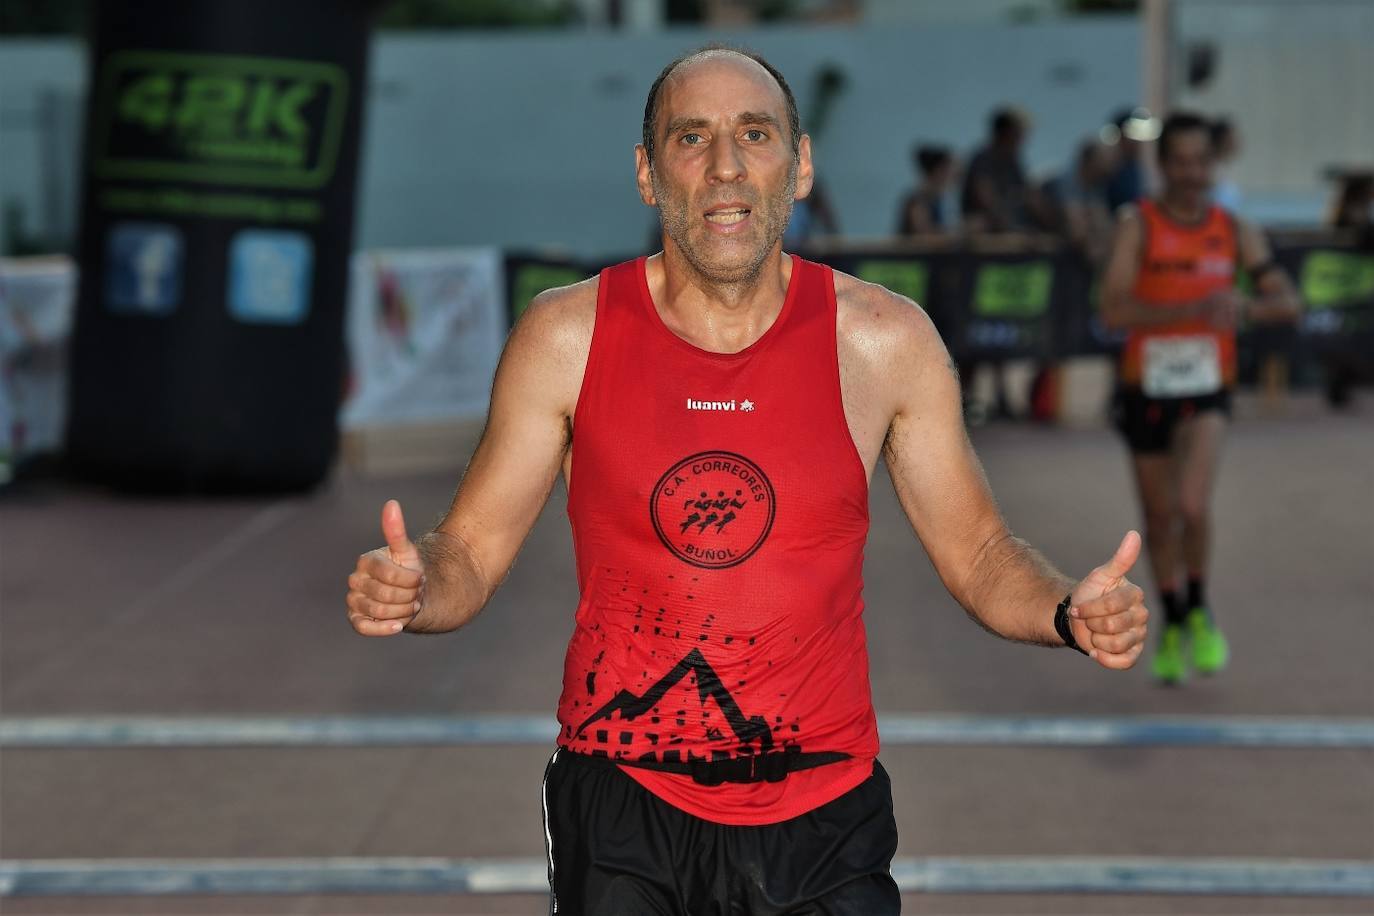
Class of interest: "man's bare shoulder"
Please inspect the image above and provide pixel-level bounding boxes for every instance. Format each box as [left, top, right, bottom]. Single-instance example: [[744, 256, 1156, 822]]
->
[[829, 268, 959, 450], [495, 275, 599, 414], [832, 268, 946, 371], [514, 274, 599, 354]]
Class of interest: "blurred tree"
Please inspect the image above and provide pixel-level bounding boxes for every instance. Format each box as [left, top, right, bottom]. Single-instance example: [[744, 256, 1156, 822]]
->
[[376, 0, 581, 29], [0, 0, 88, 35]]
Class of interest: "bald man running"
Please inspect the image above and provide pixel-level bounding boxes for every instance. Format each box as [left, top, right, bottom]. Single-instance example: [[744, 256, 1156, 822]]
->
[[347, 46, 1149, 915]]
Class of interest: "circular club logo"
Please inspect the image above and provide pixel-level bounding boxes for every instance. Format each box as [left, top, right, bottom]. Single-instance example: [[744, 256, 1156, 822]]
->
[[651, 451, 775, 569]]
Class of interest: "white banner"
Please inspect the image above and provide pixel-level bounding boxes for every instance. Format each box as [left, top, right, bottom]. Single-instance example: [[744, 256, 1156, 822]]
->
[[341, 247, 506, 429], [0, 257, 77, 477]]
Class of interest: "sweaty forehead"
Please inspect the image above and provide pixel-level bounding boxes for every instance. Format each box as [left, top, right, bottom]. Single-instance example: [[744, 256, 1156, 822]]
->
[[658, 53, 787, 128]]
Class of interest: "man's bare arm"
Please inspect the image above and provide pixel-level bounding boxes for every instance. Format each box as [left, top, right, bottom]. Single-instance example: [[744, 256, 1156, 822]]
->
[[868, 291, 1072, 645], [350, 280, 596, 636], [1237, 218, 1302, 324], [847, 283, 1146, 667]]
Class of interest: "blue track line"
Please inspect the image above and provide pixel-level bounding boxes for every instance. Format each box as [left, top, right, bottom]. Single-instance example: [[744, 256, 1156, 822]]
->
[[1, 714, 1371, 748]]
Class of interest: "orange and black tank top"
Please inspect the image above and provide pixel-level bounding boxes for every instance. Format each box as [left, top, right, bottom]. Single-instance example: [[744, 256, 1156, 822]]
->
[[1121, 199, 1239, 394], [558, 254, 878, 826]]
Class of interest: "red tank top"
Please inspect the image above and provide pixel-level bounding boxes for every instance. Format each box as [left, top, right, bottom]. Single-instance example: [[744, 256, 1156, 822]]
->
[[558, 254, 878, 826], [1121, 199, 1239, 390]]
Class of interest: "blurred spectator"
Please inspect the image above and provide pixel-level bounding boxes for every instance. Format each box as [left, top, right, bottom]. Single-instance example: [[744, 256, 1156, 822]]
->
[[960, 106, 1045, 232], [1045, 139, 1117, 263], [1210, 117, 1242, 211], [1330, 172, 1374, 230], [1322, 170, 1374, 408], [783, 175, 840, 249], [1103, 106, 1160, 212], [1029, 140, 1118, 424], [957, 107, 1045, 423], [895, 144, 957, 236]]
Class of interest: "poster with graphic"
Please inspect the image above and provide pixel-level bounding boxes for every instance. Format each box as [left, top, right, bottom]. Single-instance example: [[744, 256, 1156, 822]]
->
[[0, 258, 77, 479], [342, 248, 507, 427]]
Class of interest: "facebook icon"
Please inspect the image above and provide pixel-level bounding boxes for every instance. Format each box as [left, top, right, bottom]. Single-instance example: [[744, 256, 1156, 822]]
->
[[104, 222, 185, 315]]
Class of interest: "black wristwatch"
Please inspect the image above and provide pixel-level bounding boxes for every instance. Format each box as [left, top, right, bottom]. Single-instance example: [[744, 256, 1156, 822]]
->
[[1053, 592, 1089, 656]]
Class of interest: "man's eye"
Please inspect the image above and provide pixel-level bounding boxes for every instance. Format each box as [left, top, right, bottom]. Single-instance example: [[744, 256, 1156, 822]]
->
[[682, 133, 704, 145], [744, 129, 765, 142]]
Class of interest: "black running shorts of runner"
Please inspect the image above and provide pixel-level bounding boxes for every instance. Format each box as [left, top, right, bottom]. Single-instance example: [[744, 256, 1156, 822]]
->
[[541, 748, 901, 915]]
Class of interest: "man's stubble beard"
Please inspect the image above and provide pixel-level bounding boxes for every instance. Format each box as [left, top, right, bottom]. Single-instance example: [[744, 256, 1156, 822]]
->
[[652, 161, 798, 287]]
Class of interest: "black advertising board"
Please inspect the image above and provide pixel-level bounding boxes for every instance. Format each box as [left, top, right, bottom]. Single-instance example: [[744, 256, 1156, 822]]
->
[[943, 251, 1061, 362], [66, 0, 375, 492], [1278, 242, 1374, 356]]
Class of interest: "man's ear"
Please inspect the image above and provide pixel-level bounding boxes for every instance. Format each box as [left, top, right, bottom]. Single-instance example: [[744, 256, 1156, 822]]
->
[[635, 144, 657, 206], [794, 134, 815, 201]]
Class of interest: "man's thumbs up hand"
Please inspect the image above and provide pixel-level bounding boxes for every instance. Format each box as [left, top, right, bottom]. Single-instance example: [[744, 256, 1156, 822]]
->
[[346, 500, 426, 637], [1068, 531, 1150, 669]]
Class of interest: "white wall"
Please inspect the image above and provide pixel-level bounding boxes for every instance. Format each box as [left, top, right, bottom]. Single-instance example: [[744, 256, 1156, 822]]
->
[[863, 0, 1062, 25], [0, 40, 87, 257], [357, 20, 1140, 255], [0, 20, 1141, 258], [1175, 0, 1374, 223]]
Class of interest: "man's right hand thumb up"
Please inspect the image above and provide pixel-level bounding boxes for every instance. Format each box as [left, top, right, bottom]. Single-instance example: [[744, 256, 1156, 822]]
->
[[381, 499, 422, 570], [346, 500, 426, 637]]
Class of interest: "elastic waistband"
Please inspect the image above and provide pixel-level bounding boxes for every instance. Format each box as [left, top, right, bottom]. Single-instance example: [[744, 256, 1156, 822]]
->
[[557, 746, 851, 786]]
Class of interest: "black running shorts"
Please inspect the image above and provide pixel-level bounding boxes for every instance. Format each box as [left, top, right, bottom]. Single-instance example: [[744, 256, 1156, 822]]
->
[[541, 748, 900, 915], [1112, 386, 1232, 454]]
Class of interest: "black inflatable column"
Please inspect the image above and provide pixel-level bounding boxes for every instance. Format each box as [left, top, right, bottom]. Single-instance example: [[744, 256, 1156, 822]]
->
[[67, 0, 374, 491]]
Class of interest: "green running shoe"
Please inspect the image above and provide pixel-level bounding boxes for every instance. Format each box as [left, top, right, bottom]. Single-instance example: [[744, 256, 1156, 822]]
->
[[1151, 623, 1187, 685], [1187, 608, 1229, 675]]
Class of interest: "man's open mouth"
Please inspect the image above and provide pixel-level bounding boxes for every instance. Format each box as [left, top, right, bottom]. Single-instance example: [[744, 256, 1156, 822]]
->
[[704, 207, 751, 225]]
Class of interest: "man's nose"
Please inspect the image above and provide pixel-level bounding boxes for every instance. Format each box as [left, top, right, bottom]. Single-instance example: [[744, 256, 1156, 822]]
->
[[707, 136, 746, 184]]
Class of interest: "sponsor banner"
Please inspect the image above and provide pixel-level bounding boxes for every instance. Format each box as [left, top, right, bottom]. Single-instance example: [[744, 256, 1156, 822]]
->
[[91, 50, 350, 191], [1294, 248, 1374, 345], [1263, 240, 1374, 362], [945, 254, 1060, 360], [14, 234, 1370, 478], [1299, 250, 1374, 310], [1049, 254, 1126, 360], [342, 248, 506, 427]]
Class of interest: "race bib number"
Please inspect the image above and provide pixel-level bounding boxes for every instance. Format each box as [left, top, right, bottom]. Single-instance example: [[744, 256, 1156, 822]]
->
[[1142, 336, 1222, 398]]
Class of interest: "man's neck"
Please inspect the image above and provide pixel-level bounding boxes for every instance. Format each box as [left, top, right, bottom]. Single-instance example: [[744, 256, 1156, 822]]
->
[[1158, 190, 1208, 223], [648, 245, 792, 353]]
